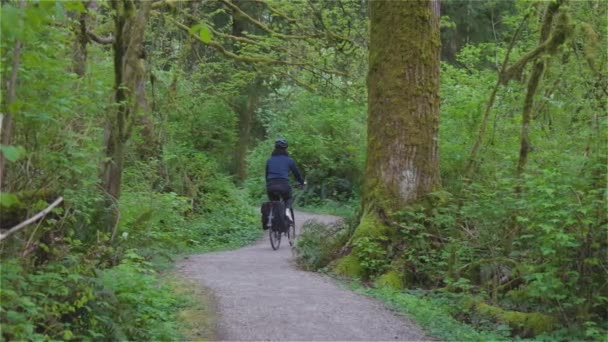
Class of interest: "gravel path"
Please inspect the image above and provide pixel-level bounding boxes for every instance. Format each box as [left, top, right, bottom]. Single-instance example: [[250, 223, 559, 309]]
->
[[177, 211, 430, 341]]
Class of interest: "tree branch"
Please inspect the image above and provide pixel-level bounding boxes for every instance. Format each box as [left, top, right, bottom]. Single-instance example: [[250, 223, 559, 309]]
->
[[170, 17, 347, 76], [86, 29, 114, 44], [220, 0, 320, 40], [0, 197, 64, 242], [502, 5, 570, 84], [306, 0, 354, 44], [251, 0, 297, 23]]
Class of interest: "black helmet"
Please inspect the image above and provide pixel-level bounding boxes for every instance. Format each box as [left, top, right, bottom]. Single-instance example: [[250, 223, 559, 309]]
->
[[275, 138, 288, 149]]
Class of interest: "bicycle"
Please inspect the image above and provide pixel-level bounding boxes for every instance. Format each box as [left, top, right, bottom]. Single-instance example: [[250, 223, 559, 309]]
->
[[266, 184, 302, 250]]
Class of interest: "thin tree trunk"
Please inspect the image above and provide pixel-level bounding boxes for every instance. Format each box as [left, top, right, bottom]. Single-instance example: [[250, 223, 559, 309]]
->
[[234, 79, 262, 181], [101, 0, 151, 201], [465, 12, 530, 177], [0, 0, 25, 191], [230, 1, 265, 181], [70, 8, 89, 77], [517, 1, 562, 175]]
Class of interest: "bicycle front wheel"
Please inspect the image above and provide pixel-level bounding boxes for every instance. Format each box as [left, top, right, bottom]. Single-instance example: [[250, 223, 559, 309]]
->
[[287, 209, 296, 246], [287, 223, 296, 246], [269, 228, 281, 250]]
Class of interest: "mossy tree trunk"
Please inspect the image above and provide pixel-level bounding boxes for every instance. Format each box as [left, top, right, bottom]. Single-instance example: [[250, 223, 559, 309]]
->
[[364, 0, 440, 213], [100, 0, 150, 228], [335, 0, 441, 281], [517, 1, 562, 175], [69, 7, 89, 77], [230, 0, 266, 182], [234, 79, 263, 182], [465, 12, 530, 177]]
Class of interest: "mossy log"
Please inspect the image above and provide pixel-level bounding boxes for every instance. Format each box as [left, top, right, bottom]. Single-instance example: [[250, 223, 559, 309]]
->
[[467, 300, 555, 337]]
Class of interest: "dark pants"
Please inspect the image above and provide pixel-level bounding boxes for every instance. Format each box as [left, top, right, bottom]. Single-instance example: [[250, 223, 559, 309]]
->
[[266, 179, 292, 209]]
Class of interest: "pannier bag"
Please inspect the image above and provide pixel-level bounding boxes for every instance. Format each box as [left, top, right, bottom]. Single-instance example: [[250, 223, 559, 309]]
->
[[260, 202, 272, 230]]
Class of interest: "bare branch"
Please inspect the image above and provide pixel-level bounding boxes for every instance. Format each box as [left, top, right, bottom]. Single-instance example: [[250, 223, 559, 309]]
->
[[0, 197, 64, 242], [86, 29, 114, 44]]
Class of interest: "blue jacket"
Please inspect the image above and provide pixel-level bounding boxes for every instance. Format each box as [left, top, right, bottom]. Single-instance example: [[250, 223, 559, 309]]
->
[[265, 155, 304, 185]]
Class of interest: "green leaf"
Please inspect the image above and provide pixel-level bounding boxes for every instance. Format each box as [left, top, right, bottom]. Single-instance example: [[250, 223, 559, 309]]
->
[[188, 23, 202, 36], [64, 1, 86, 13], [189, 23, 212, 43], [0, 192, 20, 208], [0, 144, 26, 162], [198, 25, 212, 43]]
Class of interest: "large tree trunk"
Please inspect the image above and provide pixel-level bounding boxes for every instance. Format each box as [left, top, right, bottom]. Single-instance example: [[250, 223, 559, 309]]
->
[[100, 0, 150, 220], [363, 0, 440, 211], [334, 0, 441, 281]]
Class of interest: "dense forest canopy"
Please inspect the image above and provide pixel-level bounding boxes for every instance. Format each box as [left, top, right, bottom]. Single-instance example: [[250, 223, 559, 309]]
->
[[1, 0, 606, 340]]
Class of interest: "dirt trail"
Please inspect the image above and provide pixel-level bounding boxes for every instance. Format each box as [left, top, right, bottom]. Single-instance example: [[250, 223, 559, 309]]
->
[[177, 211, 430, 341]]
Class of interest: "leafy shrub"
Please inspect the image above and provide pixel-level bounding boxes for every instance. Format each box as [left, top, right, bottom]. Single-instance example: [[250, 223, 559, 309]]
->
[[383, 165, 607, 337], [295, 221, 349, 271], [0, 251, 185, 341], [98, 259, 183, 340], [352, 236, 390, 278], [245, 91, 366, 205], [116, 191, 192, 258]]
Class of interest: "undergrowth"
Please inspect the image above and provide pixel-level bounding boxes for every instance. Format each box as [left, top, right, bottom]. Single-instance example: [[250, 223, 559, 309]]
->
[[353, 285, 508, 341], [1, 159, 260, 341]]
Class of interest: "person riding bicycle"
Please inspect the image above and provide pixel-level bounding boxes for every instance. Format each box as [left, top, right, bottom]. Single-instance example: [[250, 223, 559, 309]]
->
[[265, 138, 305, 217]]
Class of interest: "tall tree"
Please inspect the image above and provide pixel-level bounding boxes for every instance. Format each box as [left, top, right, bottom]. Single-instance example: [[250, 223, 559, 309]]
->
[[335, 0, 441, 280], [101, 0, 150, 209], [229, 0, 266, 181], [517, 1, 566, 174], [0, 0, 25, 190]]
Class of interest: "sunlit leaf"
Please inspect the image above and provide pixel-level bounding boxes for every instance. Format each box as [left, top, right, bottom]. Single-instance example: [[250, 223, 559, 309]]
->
[[0, 192, 20, 208], [64, 1, 86, 13], [188, 23, 212, 43], [198, 25, 212, 43], [0, 145, 26, 162]]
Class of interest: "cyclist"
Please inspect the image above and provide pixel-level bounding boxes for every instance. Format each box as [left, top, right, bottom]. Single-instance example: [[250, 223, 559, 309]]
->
[[265, 138, 305, 222]]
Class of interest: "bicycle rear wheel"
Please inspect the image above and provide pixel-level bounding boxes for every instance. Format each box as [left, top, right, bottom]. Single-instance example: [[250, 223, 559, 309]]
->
[[269, 228, 281, 250]]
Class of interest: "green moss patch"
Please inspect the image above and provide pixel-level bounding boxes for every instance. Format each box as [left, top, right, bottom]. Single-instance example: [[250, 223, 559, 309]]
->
[[475, 302, 555, 336], [333, 254, 364, 278], [375, 270, 404, 289], [351, 211, 390, 241]]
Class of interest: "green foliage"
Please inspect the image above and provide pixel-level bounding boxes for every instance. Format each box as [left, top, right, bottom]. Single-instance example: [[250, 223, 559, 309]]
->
[[117, 191, 191, 256], [98, 260, 183, 340], [164, 92, 239, 173], [355, 286, 506, 341], [246, 91, 366, 205], [295, 221, 349, 271], [0, 145, 26, 162], [381, 167, 606, 337], [1, 0, 606, 340], [188, 23, 213, 43], [352, 236, 390, 278], [1, 254, 186, 341]]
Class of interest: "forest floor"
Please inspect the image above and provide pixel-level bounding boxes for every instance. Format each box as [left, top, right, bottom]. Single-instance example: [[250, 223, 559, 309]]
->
[[176, 211, 431, 341]]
